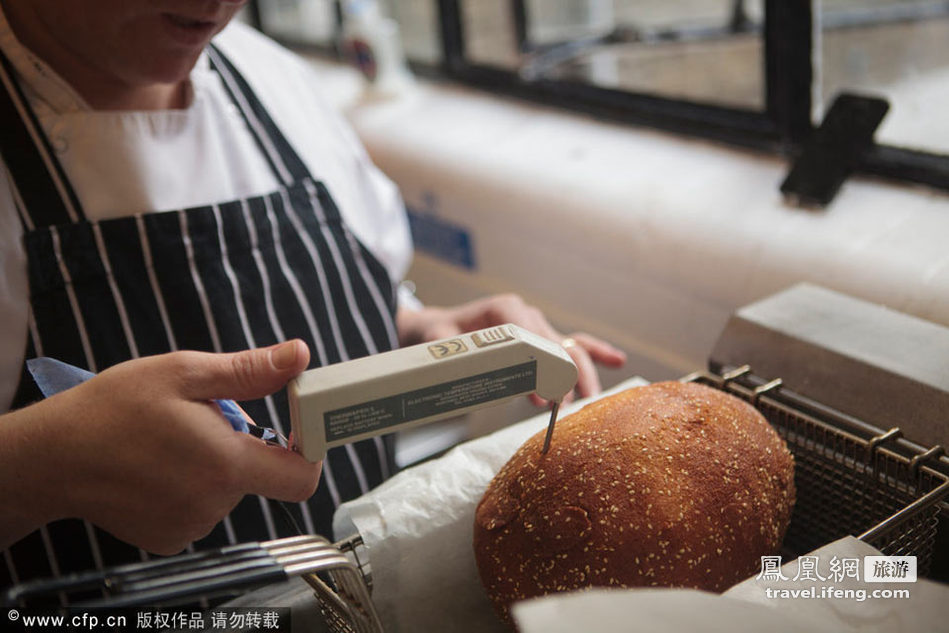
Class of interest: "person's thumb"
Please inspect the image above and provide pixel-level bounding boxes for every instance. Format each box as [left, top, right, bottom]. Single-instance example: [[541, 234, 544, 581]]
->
[[179, 340, 310, 401]]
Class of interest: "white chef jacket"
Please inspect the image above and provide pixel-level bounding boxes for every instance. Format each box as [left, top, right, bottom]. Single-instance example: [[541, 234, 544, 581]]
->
[[0, 13, 415, 412]]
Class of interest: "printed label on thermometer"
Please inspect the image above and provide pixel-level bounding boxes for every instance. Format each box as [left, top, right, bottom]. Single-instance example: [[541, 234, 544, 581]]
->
[[324, 361, 537, 441]]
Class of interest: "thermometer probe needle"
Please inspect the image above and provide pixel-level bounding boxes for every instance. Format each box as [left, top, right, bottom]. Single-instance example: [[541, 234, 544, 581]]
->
[[541, 401, 560, 455]]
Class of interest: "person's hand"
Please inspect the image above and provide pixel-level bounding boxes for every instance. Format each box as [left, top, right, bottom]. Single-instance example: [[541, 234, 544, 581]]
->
[[0, 341, 320, 555], [396, 294, 626, 403]]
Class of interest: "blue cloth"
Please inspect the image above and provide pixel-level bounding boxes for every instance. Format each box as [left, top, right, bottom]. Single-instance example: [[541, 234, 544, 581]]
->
[[25, 357, 276, 441], [26, 357, 95, 396], [215, 397, 250, 434]]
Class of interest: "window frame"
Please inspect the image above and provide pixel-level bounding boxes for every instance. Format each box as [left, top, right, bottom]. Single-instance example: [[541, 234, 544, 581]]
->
[[249, 0, 949, 198]]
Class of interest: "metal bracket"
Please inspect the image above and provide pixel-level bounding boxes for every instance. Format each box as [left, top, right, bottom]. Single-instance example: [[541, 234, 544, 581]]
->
[[780, 93, 889, 208]]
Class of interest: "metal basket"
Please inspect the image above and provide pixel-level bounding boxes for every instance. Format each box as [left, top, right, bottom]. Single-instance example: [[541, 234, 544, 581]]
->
[[2, 534, 383, 633], [682, 365, 949, 572], [306, 535, 380, 633]]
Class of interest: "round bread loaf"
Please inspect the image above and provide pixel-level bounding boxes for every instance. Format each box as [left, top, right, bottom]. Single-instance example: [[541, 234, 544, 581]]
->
[[473, 381, 795, 622]]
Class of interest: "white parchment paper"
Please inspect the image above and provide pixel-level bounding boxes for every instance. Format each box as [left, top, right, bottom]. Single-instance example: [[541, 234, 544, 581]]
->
[[332, 377, 649, 633], [512, 536, 949, 633]]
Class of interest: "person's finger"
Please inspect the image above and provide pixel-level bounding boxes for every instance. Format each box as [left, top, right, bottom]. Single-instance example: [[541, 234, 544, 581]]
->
[[178, 340, 310, 401], [568, 345, 602, 398], [571, 333, 627, 368], [238, 438, 323, 502]]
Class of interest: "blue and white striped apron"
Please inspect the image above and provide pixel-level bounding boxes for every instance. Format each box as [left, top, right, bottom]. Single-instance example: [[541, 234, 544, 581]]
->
[[0, 44, 399, 589]]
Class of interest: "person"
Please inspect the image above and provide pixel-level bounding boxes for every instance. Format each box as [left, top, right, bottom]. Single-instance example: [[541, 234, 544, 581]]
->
[[0, 0, 626, 592]]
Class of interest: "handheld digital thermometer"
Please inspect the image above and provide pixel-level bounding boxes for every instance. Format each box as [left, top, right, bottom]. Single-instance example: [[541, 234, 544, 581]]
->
[[288, 324, 578, 462]]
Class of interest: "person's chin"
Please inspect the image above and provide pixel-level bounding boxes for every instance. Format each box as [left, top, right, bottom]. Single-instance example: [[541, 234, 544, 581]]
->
[[135, 52, 204, 88]]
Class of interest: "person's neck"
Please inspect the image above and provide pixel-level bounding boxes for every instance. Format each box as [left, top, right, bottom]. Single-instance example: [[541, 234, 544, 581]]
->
[[71, 76, 189, 112], [1, 1, 188, 111], [53, 68, 188, 111]]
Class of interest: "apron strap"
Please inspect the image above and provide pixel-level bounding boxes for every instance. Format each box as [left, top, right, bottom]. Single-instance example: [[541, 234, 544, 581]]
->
[[206, 44, 312, 187], [0, 44, 313, 231], [0, 50, 85, 228]]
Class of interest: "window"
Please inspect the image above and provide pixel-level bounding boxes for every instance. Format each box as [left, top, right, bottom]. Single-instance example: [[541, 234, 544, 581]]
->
[[818, 0, 949, 155], [252, 0, 339, 49], [383, 0, 442, 65], [466, 1, 767, 110], [250, 0, 949, 203]]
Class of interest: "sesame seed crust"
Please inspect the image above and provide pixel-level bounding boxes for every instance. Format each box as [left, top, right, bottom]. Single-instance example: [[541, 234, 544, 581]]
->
[[472, 381, 796, 624]]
